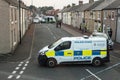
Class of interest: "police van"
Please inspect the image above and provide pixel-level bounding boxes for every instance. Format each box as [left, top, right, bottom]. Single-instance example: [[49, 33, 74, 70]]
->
[[38, 36, 109, 67]]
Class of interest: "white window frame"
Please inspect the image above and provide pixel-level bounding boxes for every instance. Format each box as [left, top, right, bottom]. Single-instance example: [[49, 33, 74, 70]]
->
[[111, 11, 115, 20], [104, 11, 107, 20], [97, 12, 100, 20]]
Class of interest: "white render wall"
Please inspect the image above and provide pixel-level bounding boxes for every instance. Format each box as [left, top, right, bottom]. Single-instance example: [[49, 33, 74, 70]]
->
[[0, 0, 11, 54]]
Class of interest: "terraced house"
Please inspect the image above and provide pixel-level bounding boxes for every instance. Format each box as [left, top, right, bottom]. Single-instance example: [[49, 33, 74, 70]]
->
[[103, 0, 120, 42], [0, 0, 31, 54]]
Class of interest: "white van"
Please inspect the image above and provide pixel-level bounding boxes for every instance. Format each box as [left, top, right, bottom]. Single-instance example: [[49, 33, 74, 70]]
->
[[38, 36, 109, 67]]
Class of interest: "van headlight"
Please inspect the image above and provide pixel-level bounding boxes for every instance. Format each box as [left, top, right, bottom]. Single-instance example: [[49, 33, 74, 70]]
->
[[40, 52, 45, 55], [39, 50, 48, 55]]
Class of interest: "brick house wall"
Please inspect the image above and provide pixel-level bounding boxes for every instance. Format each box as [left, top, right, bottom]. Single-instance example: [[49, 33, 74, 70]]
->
[[103, 10, 117, 41]]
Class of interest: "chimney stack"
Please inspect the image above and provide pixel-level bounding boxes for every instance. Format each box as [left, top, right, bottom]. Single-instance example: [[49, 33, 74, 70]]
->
[[79, 1, 83, 5], [72, 3, 76, 6], [89, 0, 94, 3]]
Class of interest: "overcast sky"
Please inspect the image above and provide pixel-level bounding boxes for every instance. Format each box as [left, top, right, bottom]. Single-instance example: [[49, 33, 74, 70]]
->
[[22, 0, 90, 9]]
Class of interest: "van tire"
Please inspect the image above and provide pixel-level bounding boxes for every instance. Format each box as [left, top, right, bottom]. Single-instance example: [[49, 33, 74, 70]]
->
[[92, 58, 102, 66], [47, 58, 57, 68]]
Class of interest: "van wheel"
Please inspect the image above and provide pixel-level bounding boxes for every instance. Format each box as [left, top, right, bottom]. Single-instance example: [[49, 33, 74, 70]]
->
[[92, 58, 102, 66], [47, 58, 57, 68]]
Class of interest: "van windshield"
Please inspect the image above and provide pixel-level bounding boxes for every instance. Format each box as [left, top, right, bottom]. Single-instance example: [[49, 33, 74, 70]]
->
[[48, 39, 62, 49]]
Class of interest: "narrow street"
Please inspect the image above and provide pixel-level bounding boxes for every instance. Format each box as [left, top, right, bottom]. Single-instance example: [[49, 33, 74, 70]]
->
[[0, 23, 120, 80]]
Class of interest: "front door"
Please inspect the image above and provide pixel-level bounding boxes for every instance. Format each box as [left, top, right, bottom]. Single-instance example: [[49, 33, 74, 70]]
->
[[116, 17, 120, 43], [54, 41, 73, 62]]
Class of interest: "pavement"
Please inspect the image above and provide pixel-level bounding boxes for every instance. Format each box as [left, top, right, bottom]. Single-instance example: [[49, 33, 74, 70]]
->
[[0, 23, 119, 63], [0, 24, 35, 62]]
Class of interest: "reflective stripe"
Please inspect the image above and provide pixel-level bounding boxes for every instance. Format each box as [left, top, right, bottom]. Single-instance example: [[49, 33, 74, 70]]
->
[[55, 51, 64, 56], [101, 50, 107, 56], [92, 50, 100, 55], [45, 50, 107, 57], [46, 50, 55, 57], [82, 50, 92, 56], [64, 50, 73, 56], [74, 51, 82, 56]]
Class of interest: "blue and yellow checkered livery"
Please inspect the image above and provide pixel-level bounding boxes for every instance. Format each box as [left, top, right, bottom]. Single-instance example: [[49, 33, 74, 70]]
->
[[46, 50, 107, 57]]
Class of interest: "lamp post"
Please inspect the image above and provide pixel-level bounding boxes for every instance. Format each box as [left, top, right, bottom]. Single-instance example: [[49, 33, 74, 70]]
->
[[18, 0, 21, 44]]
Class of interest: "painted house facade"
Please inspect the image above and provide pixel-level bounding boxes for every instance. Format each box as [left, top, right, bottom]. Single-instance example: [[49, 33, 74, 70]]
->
[[0, 0, 31, 54]]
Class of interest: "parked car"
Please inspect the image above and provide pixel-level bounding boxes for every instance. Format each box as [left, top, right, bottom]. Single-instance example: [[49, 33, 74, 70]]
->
[[33, 18, 40, 23], [45, 16, 56, 23], [39, 17, 46, 23], [90, 32, 114, 50]]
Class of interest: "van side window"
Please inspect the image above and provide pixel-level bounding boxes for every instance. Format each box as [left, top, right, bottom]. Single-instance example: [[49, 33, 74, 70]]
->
[[55, 41, 71, 51]]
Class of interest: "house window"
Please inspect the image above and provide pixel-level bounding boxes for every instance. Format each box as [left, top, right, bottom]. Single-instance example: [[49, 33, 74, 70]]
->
[[93, 11, 95, 19], [111, 11, 115, 20], [13, 29, 17, 46], [11, 8, 14, 22], [14, 9, 17, 21], [98, 12, 100, 20], [104, 11, 107, 20]]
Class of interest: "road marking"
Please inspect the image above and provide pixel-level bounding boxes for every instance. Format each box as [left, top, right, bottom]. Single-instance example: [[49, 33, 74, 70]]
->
[[12, 71, 17, 74], [16, 75, 21, 79], [18, 63, 22, 67], [81, 62, 120, 80], [86, 69, 102, 80], [19, 71, 24, 75], [24, 63, 28, 66], [15, 67, 20, 70], [47, 26, 57, 39], [22, 67, 26, 70], [8, 75, 13, 79], [7, 61, 30, 79], [26, 61, 29, 64]]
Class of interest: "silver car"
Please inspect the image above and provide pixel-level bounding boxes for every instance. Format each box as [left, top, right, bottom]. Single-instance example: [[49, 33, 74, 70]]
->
[[90, 32, 114, 50]]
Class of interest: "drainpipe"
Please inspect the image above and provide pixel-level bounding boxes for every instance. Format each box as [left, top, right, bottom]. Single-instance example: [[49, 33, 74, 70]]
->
[[19, 0, 21, 44], [115, 9, 118, 42]]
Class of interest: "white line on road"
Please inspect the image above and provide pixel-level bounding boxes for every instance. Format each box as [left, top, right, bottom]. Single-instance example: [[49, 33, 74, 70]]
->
[[15, 67, 20, 70], [26, 61, 29, 64], [16, 75, 21, 79], [12, 71, 17, 74], [8, 75, 13, 79], [22, 67, 26, 70], [24, 63, 28, 67], [18, 63, 22, 67], [81, 62, 120, 80], [7, 61, 29, 80], [86, 69, 102, 80], [47, 26, 57, 39], [19, 71, 24, 75]]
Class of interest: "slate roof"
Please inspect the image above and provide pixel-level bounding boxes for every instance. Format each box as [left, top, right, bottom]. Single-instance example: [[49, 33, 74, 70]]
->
[[76, 3, 93, 12], [85, 0, 104, 11], [62, 7, 71, 12], [103, 0, 120, 10], [67, 5, 81, 12], [5, 0, 18, 7], [5, 0, 28, 9], [93, 0, 116, 10]]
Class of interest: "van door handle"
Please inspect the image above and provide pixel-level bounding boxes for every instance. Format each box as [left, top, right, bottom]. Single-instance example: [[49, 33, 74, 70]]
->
[[67, 53, 71, 54]]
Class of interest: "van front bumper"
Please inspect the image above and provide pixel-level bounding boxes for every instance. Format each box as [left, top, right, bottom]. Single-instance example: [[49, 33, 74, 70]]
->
[[38, 55, 47, 65]]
